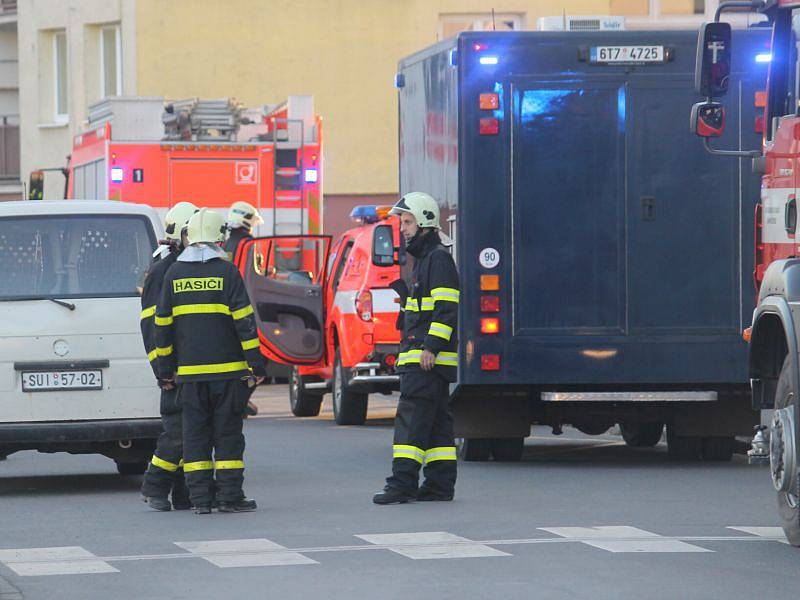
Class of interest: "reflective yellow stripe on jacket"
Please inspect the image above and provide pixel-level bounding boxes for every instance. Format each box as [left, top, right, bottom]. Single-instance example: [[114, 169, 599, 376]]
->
[[431, 287, 460, 304], [404, 297, 435, 312], [396, 349, 458, 367], [427, 321, 453, 341], [140, 305, 157, 320], [241, 338, 260, 351], [215, 460, 244, 470], [177, 361, 249, 376]]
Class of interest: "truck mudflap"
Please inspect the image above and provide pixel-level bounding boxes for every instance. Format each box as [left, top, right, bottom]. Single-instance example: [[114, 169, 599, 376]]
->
[[0, 418, 163, 444]]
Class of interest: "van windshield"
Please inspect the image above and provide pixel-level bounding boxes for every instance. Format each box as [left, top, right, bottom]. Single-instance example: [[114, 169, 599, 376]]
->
[[0, 214, 156, 300]]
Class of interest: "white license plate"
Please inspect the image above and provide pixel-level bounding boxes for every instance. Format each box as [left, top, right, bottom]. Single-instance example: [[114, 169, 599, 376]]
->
[[590, 46, 664, 64], [22, 370, 103, 392]]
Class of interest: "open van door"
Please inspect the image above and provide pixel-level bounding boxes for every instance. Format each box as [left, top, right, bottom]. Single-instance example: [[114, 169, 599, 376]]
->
[[238, 235, 331, 366]]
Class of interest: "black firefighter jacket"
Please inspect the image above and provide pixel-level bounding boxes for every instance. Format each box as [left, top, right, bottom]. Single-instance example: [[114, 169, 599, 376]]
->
[[396, 231, 460, 383], [140, 250, 178, 378], [155, 256, 266, 383]]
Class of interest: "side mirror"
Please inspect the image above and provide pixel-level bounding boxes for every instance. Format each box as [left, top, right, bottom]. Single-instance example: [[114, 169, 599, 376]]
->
[[28, 170, 44, 200], [691, 101, 726, 138], [695, 22, 732, 98]]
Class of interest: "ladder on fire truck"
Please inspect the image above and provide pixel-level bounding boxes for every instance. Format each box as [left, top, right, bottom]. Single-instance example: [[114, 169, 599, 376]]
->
[[269, 117, 306, 237]]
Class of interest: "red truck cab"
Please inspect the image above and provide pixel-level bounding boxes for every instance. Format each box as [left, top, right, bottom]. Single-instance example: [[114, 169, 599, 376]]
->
[[236, 205, 403, 425]]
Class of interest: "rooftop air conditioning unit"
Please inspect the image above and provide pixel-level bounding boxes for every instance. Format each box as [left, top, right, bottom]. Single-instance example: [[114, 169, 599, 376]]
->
[[537, 16, 626, 32]]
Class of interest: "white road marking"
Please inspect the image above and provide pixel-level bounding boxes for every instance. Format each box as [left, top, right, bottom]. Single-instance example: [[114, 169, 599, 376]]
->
[[0, 528, 789, 576], [174, 539, 317, 568], [0, 547, 118, 576], [538, 526, 712, 553], [727, 527, 791, 545], [355, 532, 511, 560]]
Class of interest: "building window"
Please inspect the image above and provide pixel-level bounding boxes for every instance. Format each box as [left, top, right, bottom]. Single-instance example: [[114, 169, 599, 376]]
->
[[101, 25, 121, 98], [439, 13, 524, 40], [53, 31, 68, 121]]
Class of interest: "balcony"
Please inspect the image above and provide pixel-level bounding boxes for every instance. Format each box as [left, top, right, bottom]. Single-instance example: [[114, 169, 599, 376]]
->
[[0, 115, 20, 181]]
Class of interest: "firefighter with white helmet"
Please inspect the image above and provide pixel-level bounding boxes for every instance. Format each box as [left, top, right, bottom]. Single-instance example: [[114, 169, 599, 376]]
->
[[224, 200, 264, 416], [140, 201, 197, 511], [225, 201, 263, 263], [373, 192, 460, 504], [155, 208, 267, 514]]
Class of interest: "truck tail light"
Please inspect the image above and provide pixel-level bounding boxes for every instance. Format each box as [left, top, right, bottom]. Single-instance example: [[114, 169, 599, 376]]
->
[[384, 354, 397, 367], [481, 318, 500, 334], [480, 295, 500, 312], [480, 275, 499, 291], [481, 354, 501, 371], [479, 117, 499, 135], [479, 93, 499, 110], [356, 290, 373, 321]]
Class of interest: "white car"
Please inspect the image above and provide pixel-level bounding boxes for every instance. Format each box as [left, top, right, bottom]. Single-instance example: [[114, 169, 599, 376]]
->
[[0, 200, 163, 474]]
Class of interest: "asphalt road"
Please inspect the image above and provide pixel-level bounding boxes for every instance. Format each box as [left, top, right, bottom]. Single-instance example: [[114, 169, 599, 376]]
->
[[1, 386, 798, 600]]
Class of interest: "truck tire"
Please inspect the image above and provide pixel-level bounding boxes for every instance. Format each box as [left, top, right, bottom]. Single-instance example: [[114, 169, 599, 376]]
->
[[116, 461, 147, 476], [491, 437, 524, 462], [773, 357, 800, 546], [620, 422, 664, 448], [332, 350, 368, 426], [289, 366, 324, 417], [666, 425, 703, 461], [701, 436, 735, 461], [456, 438, 492, 462]]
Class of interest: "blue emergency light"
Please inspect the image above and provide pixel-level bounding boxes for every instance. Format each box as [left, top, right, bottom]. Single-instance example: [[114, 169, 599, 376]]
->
[[110, 167, 124, 182], [755, 53, 772, 63], [479, 56, 499, 65], [305, 169, 318, 183], [350, 205, 381, 224]]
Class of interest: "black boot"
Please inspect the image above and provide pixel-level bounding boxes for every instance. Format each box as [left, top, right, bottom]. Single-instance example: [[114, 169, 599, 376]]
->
[[372, 487, 416, 505], [141, 495, 172, 512], [416, 486, 454, 502], [217, 498, 257, 513], [172, 495, 193, 510]]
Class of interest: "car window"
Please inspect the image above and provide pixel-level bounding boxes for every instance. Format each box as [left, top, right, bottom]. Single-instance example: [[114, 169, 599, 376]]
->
[[332, 240, 354, 292], [0, 214, 155, 300]]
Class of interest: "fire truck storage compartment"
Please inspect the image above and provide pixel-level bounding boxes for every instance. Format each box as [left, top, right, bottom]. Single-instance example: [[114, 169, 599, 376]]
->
[[398, 28, 768, 435]]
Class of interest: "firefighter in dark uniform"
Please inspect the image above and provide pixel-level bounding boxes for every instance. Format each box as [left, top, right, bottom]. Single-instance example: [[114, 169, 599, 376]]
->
[[374, 192, 460, 504], [155, 208, 267, 514], [140, 201, 197, 512], [224, 200, 264, 417], [224, 201, 263, 263]]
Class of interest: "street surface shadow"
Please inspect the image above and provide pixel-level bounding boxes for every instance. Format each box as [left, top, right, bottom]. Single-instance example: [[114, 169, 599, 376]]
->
[[0, 472, 142, 496]]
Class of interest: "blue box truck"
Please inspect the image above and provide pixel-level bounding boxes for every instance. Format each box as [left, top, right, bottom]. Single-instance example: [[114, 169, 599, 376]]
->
[[396, 27, 770, 461]]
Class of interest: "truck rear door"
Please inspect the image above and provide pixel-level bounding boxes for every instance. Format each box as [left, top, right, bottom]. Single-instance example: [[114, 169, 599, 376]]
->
[[510, 79, 625, 335], [238, 235, 331, 366]]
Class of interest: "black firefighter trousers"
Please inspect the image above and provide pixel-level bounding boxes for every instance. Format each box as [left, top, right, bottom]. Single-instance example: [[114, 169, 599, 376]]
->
[[141, 388, 190, 502], [180, 379, 250, 507], [385, 369, 457, 495]]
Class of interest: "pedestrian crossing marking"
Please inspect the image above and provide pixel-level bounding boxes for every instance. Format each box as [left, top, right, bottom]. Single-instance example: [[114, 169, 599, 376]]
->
[[0, 526, 791, 577], [355, 532, 511, 560], [174, 539, 318, 568], [538, 526, 712, 553], [727, 527, 790, 544], [0, 547, 118, 576]]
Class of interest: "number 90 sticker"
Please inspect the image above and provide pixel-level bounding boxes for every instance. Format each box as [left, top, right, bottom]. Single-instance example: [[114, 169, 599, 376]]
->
[[479, 247, 500, 269]]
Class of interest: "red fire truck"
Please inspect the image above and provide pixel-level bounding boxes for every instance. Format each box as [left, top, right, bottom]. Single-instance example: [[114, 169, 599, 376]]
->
[[235, 205, 403, 425], [692, 0, 799, 545], [66, 95, 323, 236]]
